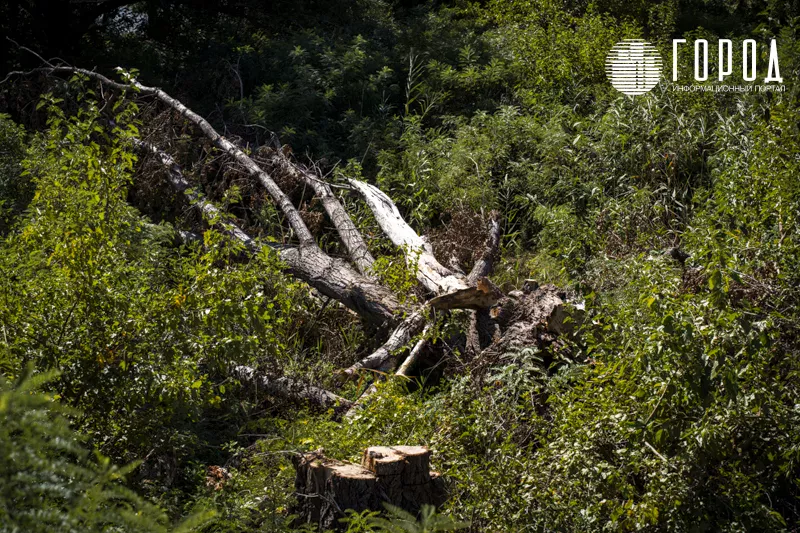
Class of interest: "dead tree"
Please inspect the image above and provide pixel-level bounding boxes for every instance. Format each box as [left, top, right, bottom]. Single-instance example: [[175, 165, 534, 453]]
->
[[4, 62, 581, 417]]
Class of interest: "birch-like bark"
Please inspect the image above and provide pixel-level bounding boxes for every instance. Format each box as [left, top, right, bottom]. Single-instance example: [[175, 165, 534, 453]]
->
[[135, 140, 400, 326], [47, 66, 315, 245], [347, 179, 468, 295], [267, 155, 375, 275]]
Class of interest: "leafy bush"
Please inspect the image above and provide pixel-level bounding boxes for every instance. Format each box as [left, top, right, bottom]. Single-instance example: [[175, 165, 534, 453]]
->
[[0, 113, 29, 231], [0, 367, 213, 531], [0, 90, 308, 483]]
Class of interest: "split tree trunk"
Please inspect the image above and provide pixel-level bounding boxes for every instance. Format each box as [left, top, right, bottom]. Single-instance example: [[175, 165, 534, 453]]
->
[[465, 212, 503, 355]]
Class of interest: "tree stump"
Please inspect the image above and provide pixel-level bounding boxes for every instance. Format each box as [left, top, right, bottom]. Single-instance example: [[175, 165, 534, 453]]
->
[[292, 446, 446, 530]]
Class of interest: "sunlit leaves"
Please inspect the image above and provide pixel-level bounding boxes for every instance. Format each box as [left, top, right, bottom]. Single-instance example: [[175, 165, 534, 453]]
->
[[0, 91, 306, 473]]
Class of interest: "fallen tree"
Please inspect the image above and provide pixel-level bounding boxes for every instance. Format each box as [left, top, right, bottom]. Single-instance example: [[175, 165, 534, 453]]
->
[[5, 60, 580, 419]]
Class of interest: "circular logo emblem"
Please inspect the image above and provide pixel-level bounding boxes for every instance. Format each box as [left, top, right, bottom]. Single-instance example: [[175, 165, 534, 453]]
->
[[605, 40, 662, 95]]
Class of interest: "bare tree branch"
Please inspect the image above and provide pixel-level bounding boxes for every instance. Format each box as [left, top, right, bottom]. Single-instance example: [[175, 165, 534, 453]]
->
[[266, 153, 375, 275], [337, 310, 429, 381], [234, 365, 352, 418], [396, 324, 432, 377], [347, 179, 468, 295], [134, 139, 401, 326], [133, 138, 261, 251]]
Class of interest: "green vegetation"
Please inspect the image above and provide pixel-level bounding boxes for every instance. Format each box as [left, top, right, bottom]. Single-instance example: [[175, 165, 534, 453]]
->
[[0, 367, 214, 531], [1, 0, 800, 531]]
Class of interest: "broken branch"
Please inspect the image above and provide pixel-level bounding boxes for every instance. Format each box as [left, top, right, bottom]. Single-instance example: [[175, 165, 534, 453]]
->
[[347, 179, 467, 295], [234, 365, 352, 417], [337, 310, 429, 381]]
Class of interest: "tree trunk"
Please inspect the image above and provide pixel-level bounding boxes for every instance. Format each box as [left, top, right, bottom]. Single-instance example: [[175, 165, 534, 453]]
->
[[292, 446, 446, 530]]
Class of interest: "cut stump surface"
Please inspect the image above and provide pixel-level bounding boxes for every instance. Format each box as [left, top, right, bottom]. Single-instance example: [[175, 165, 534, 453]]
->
[[293, 446, 446, 530]]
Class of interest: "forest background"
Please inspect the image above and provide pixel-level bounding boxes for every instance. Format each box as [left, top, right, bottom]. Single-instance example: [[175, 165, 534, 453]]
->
[[1, 0, 800, 531]]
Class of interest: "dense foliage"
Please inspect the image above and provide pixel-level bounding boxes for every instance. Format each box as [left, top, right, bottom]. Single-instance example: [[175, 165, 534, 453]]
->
[[0, 367, 214, 531], [2, 0, 800, 531]]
